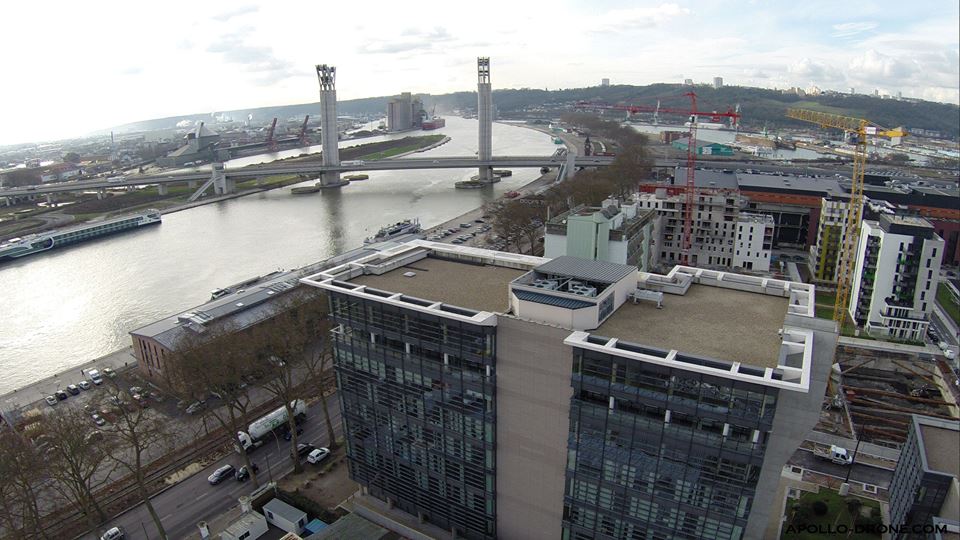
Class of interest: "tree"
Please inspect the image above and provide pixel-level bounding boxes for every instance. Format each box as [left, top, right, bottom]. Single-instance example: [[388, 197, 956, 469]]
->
[[99, 382, 175, 540], [301, 318, 339, 451], [247, 291, 328, 473], [0, 431, 50, 539], [167, 324, 264, 487], [63, 152, 81, 164], [42, 408, 114, 530]]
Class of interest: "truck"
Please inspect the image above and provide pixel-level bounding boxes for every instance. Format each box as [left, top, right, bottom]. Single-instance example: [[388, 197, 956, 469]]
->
[[236, 400, 306, 452], [813, 444, 854, 465]]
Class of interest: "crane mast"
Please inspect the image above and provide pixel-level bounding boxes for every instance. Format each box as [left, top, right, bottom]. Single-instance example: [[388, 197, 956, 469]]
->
[[785, 108, 906, 330]]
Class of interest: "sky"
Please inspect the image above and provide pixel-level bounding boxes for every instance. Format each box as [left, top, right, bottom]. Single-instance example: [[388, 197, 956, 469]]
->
[[0, 0, 957, 145]]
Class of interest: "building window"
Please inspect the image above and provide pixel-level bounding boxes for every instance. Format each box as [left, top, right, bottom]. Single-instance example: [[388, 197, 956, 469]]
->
[[239, 533, 250, 540]]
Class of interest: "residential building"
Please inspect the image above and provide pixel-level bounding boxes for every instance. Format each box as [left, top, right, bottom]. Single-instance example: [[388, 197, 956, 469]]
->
[[733, 212, 775, 271], [810, 196, 857, 282], [887, 415, 959, 540], [301, 240, 834, 540], [601, 78, 610, 87], [848, 214, 944, 341], [544, 200, 657, 271], [671, 137, 735, 156], [714, 77, 724, 89]]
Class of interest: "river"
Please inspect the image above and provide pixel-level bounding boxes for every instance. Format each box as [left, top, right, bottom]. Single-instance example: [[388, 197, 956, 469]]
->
[[0, 117, 555, 393]]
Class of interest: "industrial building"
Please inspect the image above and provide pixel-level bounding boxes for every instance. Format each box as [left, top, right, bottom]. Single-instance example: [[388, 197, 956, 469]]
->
[[887, 415, 959, 539], [156, 123, 228, 168], [848, 214, 944, 341], [386, 92, 424, 132], [544, 200, 657, 270], [671, 137, 735, 156], [301, 239, 834, 540]]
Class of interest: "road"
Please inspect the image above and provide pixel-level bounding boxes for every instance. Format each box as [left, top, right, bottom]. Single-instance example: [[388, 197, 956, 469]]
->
[[82, 395, 342, 540], [789, 448, 893, 489]]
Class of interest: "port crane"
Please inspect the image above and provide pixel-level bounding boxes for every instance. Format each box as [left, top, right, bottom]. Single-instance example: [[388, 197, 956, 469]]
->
[[576, 94, 741, 264], [785, 108, 906, 329], [298, 115, 311, 146], [265, 117, 279, 152]]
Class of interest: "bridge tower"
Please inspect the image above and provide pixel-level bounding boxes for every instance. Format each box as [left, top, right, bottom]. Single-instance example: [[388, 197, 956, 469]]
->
[[316, 64, 347, 188], [476, 57, 495, 183]]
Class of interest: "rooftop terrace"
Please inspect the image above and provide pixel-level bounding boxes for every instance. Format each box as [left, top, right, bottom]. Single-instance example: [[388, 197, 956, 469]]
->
[[595, 284, 789, 368]]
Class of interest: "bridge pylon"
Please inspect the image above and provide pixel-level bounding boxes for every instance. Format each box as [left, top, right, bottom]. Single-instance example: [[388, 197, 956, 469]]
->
[[476, 57, 496, 183], [317, 64, 348, 188]]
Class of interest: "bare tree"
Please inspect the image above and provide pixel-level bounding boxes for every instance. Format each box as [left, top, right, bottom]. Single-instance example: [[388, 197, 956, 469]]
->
[[41, 408, 115, 530], [99, 382, 175, 540], [167, 325, 263, 486], [0, 431, 49, 539], [302, 322, 338, 451]]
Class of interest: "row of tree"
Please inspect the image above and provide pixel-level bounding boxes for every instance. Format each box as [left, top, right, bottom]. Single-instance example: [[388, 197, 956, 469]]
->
[[0, 288, 338, 540]]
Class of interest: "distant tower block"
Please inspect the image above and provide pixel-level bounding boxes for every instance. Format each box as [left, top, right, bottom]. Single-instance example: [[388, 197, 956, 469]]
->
[[476, 57, 495, 183], [316, 64, 346, 188]]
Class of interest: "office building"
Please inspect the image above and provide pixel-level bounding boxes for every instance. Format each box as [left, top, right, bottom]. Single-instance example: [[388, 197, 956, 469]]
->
[[888, 415, 959, 539], [714, 77, 724, 89], [302, 240, 834, 540], [733, 212, 775, 271], [848, 214, 943, 341], [544, 200, 657, 271]]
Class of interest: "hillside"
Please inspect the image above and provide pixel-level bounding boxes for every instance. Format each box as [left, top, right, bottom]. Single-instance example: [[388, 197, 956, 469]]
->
[[108, 84, 960, 139]]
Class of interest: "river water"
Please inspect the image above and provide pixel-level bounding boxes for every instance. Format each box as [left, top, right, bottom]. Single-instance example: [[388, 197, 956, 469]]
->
[[0, 117, 555, 393]]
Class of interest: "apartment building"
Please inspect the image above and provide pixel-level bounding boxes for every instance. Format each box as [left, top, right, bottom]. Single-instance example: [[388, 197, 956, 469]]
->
[[810, 197, 855, 282], [733, 213, 775, 272], [302, 240, 835, 540], [887, 415, 959, 539], [848, 214, 944, 341], [544, 200, 657, 271]]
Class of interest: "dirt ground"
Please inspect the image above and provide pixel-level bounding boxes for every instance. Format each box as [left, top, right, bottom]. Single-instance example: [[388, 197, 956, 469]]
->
[[278, 446, 358, 511]]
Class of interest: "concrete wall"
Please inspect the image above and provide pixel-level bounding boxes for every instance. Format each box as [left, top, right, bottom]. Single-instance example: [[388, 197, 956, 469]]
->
[[544, 232, 565, 259], [743, 315, 837, 540], [495, 317, 574, 540]]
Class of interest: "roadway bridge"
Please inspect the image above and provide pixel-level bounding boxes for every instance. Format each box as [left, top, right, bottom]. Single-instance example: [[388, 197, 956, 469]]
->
[[1, 155, 616, 198]]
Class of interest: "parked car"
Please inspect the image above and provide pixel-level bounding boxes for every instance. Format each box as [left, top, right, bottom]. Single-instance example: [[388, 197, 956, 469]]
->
[[185, 400, 206, 415], [55, 390, 68, 400], [102, 368, 117, 378], [92, 414, 106, 426], [207, 464, 235, 485], [66, 384, 80, 395], [45, 396, 58, 406], [100, 527, 125, 540], [307, 447, 330, 464], [77, 380, 91, 390], [296, 443, 317, 458], [129, 386, 143, 395]]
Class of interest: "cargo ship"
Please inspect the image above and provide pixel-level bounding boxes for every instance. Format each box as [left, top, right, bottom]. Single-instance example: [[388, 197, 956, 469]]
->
[[0, 209, 162, 262], [364, 218, 421, 244], [422, 117, 446, 130]]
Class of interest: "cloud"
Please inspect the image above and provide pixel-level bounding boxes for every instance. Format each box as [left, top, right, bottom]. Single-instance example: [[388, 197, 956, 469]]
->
[[787, 57, 844, 83], [744, 68, 769, 79], [589, 3, 690, 33], [831, 21, 878, 38], [357, 26, 471, 55], [207, 32, 297, 84], [212, 5, 258, 22], [848, 49, 918, 80], [118, 66, 142, 76]]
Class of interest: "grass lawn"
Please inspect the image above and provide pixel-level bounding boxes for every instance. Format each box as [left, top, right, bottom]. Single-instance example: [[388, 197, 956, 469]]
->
[[937, 282, 960, 326], [815, 290, 837, 307], [782, 489, 881, 539]]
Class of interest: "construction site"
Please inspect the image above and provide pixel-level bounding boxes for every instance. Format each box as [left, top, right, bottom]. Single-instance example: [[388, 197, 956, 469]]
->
[[817, 344, 959, 447]]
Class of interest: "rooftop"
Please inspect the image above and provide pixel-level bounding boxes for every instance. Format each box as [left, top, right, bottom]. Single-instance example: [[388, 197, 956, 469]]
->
[[595, 284, 789, 367], [350, 256, 527, 313], [919, 421, 960, 478]]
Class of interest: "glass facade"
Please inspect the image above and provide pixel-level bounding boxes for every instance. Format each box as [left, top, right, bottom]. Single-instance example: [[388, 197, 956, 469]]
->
[[329, 292, 498, 539], [563, 346, 779, 540]]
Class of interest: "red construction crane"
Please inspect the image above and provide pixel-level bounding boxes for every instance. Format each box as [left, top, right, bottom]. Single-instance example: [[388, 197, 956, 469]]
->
[[298, 115, 311, 146], [576, 93, 741, 265], [265, 117, 278, 151]]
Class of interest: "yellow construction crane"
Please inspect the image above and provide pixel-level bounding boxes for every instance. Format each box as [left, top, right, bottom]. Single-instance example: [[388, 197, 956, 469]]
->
[[785, 108, 906, 331]]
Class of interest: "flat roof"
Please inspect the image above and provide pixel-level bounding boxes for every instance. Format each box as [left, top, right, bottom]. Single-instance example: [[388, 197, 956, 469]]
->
[[534, 256, 636, 284], [920, 423, 960, 478], [595, 284, 789, 367], [350, 256, 526, 313]]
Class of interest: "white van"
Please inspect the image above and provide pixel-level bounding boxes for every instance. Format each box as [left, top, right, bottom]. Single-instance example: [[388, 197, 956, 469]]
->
[[88, 369, 103, 385]]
